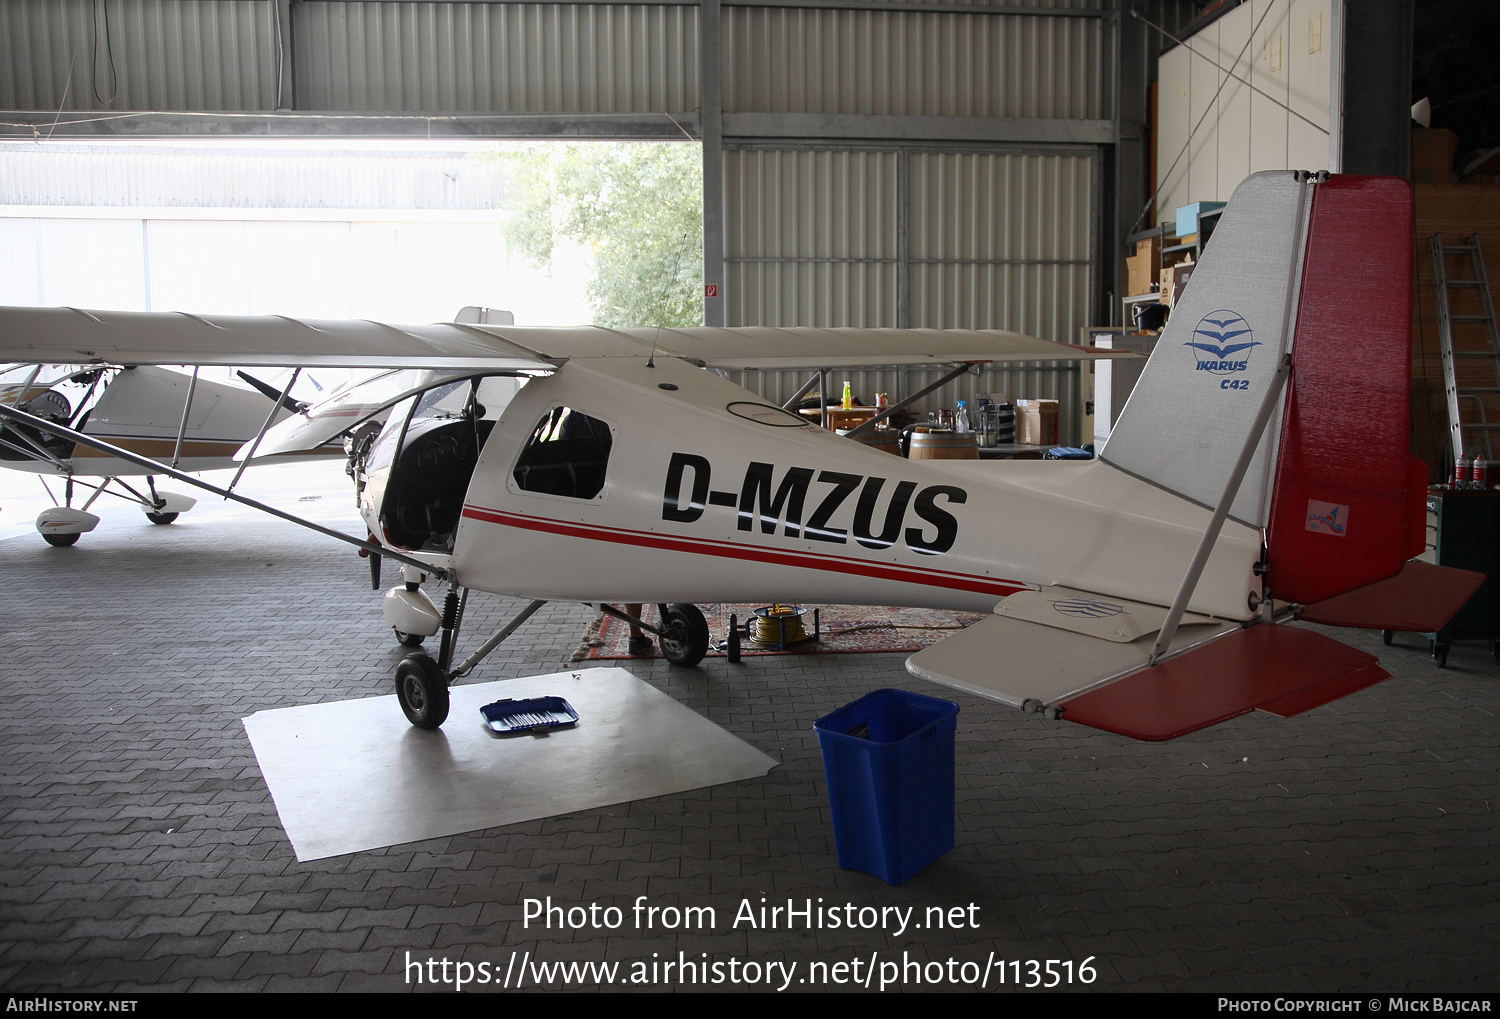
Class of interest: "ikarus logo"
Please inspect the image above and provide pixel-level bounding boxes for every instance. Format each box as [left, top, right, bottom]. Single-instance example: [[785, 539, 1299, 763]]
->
[[1186, 310, 1259, 389]]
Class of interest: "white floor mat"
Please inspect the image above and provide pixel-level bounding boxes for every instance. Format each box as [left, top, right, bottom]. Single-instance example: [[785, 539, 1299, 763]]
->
[[243, 667, 779, 861]]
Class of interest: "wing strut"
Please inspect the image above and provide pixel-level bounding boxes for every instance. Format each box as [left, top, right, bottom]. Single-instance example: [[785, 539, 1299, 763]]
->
[[170, 366, 199, 469], [844, 362, 979, 438], [0, 402, 452, 581]]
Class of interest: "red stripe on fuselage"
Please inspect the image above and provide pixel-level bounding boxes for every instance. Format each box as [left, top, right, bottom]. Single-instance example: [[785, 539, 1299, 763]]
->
[[461, 504, 1028, 598]]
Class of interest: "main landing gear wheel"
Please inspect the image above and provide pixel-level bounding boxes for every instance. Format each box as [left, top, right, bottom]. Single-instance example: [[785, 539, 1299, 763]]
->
[[43, 533, 80, 547], [658, 603, 710, 667], [394, 652, 449, 729], [146, 512, 179, 525], [1432, 641, 1449, 669], [393, 628, 426, 648], [1381, 629, 1394, 646]]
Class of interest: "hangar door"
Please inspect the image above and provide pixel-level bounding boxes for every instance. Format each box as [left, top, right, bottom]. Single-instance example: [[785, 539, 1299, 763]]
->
[[723, 145, 1096, 339]]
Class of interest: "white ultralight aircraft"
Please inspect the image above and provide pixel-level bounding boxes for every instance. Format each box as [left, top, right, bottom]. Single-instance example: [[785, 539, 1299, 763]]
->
[[0, 171, 1484, 742], [0, 361, 343, 544]]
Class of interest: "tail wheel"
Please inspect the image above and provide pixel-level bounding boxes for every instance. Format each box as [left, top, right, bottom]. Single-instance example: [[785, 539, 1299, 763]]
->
[[394, 652, 449, 729], [658, 603, 710, 667], [146, 512, 179, 525], [42, 533, 80, 547]]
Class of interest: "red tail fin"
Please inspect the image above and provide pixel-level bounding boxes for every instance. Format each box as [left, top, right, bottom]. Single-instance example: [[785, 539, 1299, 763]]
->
[[1264, 176, 1415, 605]]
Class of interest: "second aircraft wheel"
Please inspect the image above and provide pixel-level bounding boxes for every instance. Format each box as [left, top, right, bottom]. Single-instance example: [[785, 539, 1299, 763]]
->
[[42, 532, 80, 547], [146, 512, 179, 525], [1381, 629, 1393, 646], [393, 628, 426, 648], [659, 603, 710, 667], [394, 652, 450, 729]]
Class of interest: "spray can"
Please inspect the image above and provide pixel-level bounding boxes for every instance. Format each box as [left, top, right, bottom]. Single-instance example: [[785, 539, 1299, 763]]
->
[[1455, 455, 1472, 489], [1474, 457, 1489, 490]]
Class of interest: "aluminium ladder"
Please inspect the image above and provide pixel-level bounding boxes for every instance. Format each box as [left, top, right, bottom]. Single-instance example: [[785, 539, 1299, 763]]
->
[[1430, 233, 1500, 464]]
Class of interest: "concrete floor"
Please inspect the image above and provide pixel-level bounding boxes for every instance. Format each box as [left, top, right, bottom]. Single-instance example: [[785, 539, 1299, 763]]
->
[[2, 463, 1498, 992]]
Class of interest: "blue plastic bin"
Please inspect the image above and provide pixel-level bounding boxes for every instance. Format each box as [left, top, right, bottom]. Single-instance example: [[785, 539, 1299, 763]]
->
[[813, 688, 959, 886]]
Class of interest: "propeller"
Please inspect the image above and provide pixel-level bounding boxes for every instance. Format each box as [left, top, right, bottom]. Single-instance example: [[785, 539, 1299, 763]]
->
[[236, 371, 309, 414]]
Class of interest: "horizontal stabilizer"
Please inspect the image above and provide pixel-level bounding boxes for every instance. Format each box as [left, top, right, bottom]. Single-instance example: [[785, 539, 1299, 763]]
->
[[1296, 560, 1486, 632], [996, 586, 1193, 643], [905, 611, 1235, 709], [1058, 625, 1388, 741]]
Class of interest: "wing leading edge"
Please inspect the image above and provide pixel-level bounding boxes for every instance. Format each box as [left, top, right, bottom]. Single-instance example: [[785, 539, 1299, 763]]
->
[[0, 306, 1136, 371]]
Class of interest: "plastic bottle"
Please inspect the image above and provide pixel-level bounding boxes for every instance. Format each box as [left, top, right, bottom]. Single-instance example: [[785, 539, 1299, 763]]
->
[[841, 380, 853, 410], [954, 400, 970, 433]]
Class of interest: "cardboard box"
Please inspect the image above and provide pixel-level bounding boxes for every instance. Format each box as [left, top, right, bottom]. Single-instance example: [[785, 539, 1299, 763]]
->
[[1126, 252, 1154, 296], [1126, 235, 1162, 295], [1160, 260, 1195, 307], [1014, 398, 1059, 446]]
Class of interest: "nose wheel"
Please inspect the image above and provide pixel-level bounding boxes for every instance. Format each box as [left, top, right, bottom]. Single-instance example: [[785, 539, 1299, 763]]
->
[[394, 652, 449, 729]]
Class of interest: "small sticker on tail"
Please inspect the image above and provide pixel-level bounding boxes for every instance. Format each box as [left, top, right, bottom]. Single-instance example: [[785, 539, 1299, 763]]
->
[[1305, 499, 1348, 536]]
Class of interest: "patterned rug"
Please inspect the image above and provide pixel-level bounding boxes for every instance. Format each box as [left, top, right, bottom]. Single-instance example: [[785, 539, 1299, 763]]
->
[[571, 604, 985, 662]]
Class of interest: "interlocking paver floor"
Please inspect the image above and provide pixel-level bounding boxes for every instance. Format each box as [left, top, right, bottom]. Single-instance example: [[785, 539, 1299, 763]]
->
[[1, 474, 1497, 992]]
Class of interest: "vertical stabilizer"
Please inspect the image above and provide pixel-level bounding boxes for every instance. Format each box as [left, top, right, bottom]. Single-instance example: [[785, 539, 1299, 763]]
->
[[1103, 171, 1311, 527]]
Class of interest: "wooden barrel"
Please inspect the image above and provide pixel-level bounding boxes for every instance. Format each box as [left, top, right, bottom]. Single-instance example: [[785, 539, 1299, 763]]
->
[[908, 428, 979, 459], [839, 429, 902, 456]]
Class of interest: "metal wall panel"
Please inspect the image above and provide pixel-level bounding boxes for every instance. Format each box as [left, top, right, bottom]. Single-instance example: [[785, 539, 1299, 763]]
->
[[723, 6, 1111, 118], [295, 1, 699, 112], [0, 0, 279, 111], [723, 147, 898, 326], [0, 143, 507, 209], [1154, 0, 1332, 222], [908, 150, 1091, 335]]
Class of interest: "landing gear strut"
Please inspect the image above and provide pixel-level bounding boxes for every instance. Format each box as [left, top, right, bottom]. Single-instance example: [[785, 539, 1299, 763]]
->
[[389, 587, 548, 730]]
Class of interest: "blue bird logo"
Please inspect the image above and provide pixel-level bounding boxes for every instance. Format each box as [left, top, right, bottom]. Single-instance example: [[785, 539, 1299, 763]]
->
[[1185, 310, 1257, 377]]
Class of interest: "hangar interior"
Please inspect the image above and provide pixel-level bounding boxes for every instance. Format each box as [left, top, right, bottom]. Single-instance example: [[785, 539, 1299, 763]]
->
[[1, 0, 1498, 994]]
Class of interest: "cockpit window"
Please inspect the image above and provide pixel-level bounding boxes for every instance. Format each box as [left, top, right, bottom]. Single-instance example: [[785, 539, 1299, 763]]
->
[[512, 407, 613, 500]]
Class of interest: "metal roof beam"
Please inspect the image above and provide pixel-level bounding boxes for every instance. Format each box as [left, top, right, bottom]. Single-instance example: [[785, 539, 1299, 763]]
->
[[0, 111, 703, 141], [723, 113, 1119, 145]]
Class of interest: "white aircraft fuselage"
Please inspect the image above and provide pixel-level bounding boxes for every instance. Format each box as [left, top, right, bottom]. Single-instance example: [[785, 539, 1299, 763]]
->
[[362, 356, 1260, 622]]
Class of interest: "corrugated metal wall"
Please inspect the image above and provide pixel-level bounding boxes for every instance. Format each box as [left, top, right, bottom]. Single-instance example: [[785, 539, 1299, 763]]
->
[[721, 144, 1095, 433], [724, 5, 1111, 118], [724, 148, 898, 327], [295, 1, 699, 112], [724, 145, 1094, 337], [908, 150, 1092, 333], [0, 0, 280, 110], [0, 0, 1114, 119]]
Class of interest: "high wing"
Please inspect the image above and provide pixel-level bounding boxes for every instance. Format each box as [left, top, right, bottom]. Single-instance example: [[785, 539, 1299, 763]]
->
[[0, 306, 1122, 372]]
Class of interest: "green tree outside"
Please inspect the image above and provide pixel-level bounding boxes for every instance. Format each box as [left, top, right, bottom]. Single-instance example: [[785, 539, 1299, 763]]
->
[[495, 142, 704, 328]]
